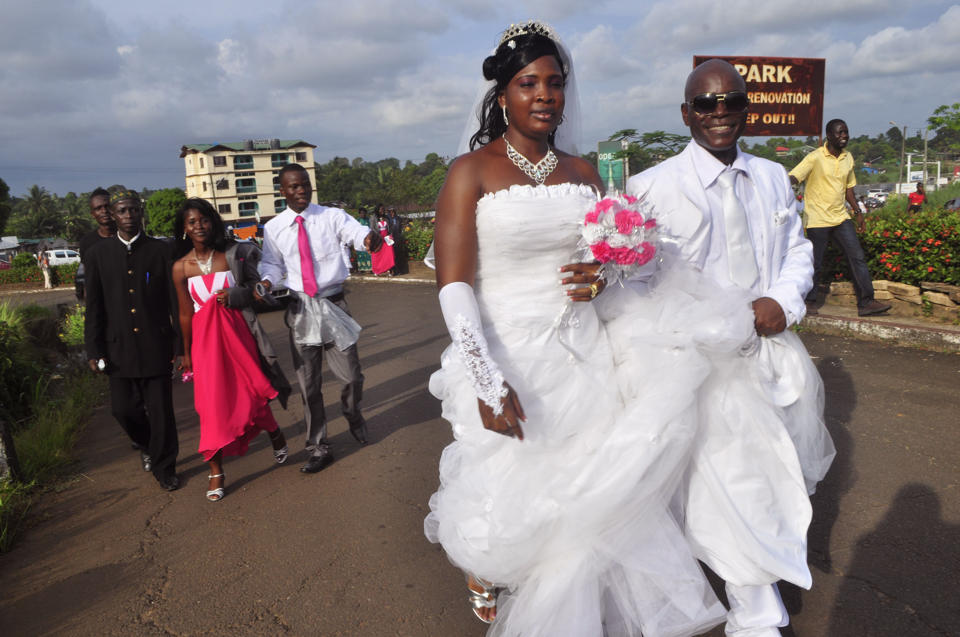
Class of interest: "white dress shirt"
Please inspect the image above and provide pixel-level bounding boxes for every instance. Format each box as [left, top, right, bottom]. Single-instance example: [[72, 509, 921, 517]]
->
[[260, 203, 371, 297], [686, 141, 765, 293]]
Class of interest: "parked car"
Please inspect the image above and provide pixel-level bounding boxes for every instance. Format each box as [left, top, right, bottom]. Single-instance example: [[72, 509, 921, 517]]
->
[[866, 188, 888, 204], [42, 249, 80, 266]]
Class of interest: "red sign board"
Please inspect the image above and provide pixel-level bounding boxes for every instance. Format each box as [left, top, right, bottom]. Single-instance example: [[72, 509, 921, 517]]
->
[[693, 56, 825, 137]]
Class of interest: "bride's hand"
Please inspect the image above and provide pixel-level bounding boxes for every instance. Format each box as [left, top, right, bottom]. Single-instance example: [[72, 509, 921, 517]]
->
[[559, 262, 605, 302], [477, 382, 526, 441]]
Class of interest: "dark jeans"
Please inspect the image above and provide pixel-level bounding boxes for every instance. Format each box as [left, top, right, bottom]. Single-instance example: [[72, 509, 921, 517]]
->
[[806, 219, 875, 307]]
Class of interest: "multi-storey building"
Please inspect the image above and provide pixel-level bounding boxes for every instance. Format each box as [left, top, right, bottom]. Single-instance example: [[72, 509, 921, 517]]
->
[[179, 139, 318, 226]]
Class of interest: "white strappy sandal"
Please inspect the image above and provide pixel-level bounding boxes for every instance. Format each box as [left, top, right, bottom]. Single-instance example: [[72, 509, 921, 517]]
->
[[269, 430, 288, 464], [206, 473, 225, 502]]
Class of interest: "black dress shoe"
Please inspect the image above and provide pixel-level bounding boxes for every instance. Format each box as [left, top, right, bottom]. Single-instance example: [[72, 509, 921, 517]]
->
[[349, 422, 369, 445], [140, 452, 152, 473], [300, 449, 333, 473], [157, 474, 180, 491]]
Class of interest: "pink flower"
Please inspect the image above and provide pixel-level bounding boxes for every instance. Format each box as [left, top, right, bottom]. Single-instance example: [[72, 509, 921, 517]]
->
[[590, 241, 613, 263], [623, 195, 638, 204], [614, 210, 635, 234], [612, 247, 637, 265], [643, 219, 657, 230], [595, 198, 618, 214], [584, 210, 600, 224], [635, 241, 656, 265]]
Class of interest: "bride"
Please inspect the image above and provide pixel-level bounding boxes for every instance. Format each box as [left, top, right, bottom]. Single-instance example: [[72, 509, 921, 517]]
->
[[424, 22, 726, 636]]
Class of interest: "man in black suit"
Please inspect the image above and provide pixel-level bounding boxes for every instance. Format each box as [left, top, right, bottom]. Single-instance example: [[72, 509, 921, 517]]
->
[[84, 189, 180, 491]]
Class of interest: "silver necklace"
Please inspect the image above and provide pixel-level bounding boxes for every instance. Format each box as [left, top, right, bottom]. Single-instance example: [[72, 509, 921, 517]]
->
[[503, 135, 558, 185], [194, 249, 214, 275]]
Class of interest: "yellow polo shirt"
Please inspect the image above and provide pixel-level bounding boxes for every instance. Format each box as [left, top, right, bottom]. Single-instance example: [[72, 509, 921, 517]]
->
[[789, 145, 857, 228]]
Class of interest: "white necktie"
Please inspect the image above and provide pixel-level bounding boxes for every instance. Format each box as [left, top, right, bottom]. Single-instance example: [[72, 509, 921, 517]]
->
[[716, 169, 759, 289]]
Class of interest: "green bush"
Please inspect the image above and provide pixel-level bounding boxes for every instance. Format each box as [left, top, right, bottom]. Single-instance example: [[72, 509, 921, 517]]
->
[[11, 253, 36, 269], [0, 261, 76, 286], [59, 304, 85, 347], [404, 219, 435, 261], [0, 304, 46, 426]]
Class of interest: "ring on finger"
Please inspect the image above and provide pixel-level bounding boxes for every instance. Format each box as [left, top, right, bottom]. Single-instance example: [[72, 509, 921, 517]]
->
[[589, 282, 600, 299]]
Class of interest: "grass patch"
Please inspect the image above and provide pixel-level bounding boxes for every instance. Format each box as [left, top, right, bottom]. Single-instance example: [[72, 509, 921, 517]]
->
[[0, 370, 106, 552], [0, 300, 107, 552]]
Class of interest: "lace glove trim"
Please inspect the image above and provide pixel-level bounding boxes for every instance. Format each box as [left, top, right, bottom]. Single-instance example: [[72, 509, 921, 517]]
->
[[439, 282, 509, 416]]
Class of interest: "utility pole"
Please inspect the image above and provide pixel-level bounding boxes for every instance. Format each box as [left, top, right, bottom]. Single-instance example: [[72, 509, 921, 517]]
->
[[922, 127, 929, 189]]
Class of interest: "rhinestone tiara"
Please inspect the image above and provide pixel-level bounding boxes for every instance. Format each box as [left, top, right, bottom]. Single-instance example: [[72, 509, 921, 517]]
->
[[498, 20, 559, 47]]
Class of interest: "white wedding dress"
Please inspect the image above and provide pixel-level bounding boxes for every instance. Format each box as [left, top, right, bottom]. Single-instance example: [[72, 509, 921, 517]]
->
[[424, 184, 727, 637]]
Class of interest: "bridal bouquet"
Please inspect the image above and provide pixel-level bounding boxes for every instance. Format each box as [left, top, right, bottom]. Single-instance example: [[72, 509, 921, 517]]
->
[[581, 194, 657, 282]]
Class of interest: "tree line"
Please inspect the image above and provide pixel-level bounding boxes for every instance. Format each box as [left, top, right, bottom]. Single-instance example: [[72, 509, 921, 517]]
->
[[2, 103, 957, 242]]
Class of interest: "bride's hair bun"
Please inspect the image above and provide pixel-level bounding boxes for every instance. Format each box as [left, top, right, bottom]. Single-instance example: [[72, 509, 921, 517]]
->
[[482, 55, 499, 82]]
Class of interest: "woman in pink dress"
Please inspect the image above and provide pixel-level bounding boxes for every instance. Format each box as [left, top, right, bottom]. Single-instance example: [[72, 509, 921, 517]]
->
[[172, 199, 292, 502], [372, 214, 396, 275]]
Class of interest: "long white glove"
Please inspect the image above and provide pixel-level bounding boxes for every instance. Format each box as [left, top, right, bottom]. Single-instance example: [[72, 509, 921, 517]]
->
[[438, 281, 508, 416]]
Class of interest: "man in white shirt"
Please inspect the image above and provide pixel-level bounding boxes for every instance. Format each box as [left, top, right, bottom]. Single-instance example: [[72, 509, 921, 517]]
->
[[626, 59, 834, 636], [258, 164, 382, 473]]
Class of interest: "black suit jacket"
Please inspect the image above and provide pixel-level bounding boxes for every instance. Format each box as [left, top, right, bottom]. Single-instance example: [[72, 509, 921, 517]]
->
[[84, 235, 177, 378]]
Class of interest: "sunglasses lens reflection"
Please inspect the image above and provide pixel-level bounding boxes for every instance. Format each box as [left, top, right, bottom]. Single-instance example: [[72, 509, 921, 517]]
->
[[692, 92, 748, 114]]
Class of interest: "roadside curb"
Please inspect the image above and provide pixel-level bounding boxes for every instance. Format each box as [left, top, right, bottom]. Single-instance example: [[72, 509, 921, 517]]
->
[[802, 313, 960, 353]]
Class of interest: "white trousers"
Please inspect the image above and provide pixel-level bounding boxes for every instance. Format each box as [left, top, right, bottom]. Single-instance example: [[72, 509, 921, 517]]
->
[[724, 583, 788, 636]]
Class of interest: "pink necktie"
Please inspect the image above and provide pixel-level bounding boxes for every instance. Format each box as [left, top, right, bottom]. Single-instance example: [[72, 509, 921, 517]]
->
[[295, 215, 318, 297]]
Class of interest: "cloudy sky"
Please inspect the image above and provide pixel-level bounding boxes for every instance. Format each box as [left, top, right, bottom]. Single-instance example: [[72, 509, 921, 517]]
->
[[1, 0, 957, 197]]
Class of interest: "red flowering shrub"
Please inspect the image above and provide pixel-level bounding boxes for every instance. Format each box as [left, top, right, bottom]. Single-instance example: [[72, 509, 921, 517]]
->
[[820, 207, 960, 286]]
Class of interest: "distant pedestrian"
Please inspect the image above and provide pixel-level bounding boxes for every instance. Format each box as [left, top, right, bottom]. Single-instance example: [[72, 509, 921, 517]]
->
[[790, 119, 891, 316], [907, 183, 925, 213], [38, 251, 52, 289], [386, 206, 407, 274]]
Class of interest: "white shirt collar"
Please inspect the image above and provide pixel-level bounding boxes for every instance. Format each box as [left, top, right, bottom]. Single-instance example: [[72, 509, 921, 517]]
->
[[281, 203, 322, 226], [688, 140, 751, 190], [117, 232, 141, 249]]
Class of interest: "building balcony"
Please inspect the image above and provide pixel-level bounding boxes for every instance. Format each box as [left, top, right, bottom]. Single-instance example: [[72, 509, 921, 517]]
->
[[236, 185, 257, 194]]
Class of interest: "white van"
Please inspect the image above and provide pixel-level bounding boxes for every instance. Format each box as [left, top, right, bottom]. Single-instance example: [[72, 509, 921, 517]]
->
[[42, 249, 80, 266]]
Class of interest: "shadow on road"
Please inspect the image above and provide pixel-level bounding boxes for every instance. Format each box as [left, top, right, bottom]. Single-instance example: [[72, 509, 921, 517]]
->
[[826, 483, 960, 636]]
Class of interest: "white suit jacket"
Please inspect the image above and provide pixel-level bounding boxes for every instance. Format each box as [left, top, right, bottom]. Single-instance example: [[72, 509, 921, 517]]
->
[[626, 142, 813, 326]]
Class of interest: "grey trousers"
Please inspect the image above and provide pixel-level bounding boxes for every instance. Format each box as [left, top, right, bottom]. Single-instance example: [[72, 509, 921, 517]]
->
[[286, 296, 365, 455]]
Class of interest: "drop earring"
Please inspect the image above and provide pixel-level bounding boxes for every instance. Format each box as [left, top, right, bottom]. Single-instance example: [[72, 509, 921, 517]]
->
[[502, 107, 509, 127]]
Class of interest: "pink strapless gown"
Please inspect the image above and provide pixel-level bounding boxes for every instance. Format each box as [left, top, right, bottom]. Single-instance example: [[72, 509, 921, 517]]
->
[[371, 225, 395, 275], [188, 271, 278, 460]]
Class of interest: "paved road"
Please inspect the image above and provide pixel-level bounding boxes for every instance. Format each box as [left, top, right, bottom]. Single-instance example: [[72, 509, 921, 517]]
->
[[0, 281, 958, 636]]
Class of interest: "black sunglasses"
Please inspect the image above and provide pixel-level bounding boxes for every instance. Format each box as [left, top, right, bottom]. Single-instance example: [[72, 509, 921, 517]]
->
[[687, 91, 749, 115]]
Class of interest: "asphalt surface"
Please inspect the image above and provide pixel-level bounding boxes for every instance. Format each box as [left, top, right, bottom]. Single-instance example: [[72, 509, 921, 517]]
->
[[1, 281, 958, 637]]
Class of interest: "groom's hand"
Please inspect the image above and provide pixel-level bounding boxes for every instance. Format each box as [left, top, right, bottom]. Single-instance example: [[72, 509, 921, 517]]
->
[[752, 297, 786, 336]]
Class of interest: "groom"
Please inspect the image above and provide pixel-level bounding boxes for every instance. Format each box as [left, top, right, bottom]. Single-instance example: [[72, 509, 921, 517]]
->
[[626, 59, 833, 636]]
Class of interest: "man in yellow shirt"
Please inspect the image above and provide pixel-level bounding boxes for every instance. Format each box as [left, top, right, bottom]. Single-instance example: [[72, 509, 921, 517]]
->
[[790, 119, 891, 316]]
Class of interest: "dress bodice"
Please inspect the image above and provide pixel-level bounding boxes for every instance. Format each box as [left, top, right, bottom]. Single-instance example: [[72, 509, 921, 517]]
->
[[473, 183, 598, 327], [188, 270, 235, 312]]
